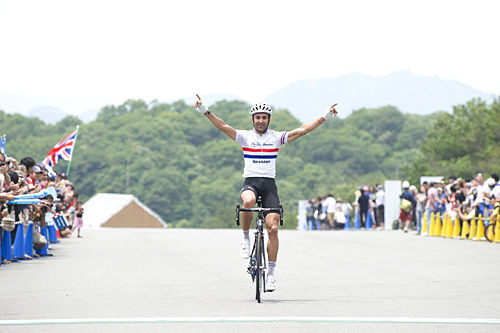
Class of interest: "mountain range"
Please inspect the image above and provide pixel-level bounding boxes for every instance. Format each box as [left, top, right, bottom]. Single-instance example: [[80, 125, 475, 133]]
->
[[0, 71, 494, 124]]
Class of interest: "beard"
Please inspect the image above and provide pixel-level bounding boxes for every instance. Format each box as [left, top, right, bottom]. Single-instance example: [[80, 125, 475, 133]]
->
[[254, 123, 269, 134]]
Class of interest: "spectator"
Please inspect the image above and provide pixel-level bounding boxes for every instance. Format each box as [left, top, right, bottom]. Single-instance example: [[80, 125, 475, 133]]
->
[[323, 194, 336, 230], [342, 198, 353, 228], [416, 185, 426, 235], [358, 186, 370, 229], [73, 200, 84, 238], [399, 181, 416, 233], [375, 184, 385, 230], [424, 182, 439, 235]]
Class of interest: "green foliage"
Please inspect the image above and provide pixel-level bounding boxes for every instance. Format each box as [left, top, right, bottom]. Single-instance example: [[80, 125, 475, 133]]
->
[[406, 98, 500, 181], [1, 101, 435, 228]]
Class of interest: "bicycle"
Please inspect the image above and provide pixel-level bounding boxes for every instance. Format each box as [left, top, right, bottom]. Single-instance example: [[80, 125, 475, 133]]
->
[[236, 197, 283, 303]]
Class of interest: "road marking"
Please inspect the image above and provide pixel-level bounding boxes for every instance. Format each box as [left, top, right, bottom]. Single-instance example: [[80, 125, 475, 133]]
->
[[1, 317, 500, 326]]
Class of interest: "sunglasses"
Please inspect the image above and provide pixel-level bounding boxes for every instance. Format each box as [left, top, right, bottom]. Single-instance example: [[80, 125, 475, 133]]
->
[[0, 162, 5, 167]]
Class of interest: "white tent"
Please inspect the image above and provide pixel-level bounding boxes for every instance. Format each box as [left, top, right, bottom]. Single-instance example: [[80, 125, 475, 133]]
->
[[83, 193, 167, 229]]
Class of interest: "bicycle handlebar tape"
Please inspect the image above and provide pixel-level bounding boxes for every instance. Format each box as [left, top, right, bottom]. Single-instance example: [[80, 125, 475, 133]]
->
[[236, 205, 240, 226]]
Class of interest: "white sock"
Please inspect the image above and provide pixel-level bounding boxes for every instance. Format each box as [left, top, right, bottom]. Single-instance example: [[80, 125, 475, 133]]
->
[[243, 230, 250, 241], [268, 261, 276, 277]]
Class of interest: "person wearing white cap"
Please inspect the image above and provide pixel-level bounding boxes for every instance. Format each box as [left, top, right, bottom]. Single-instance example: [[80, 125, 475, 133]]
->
[[400, 181, 416, 232]]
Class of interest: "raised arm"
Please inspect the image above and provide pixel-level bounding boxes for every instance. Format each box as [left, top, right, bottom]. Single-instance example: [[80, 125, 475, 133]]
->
[[287, 103, 338, 143], [195, 94, 237, 141]]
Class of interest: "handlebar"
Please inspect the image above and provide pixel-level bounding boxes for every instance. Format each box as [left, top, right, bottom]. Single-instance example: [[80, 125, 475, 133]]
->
[[236, 205, 284, 226]]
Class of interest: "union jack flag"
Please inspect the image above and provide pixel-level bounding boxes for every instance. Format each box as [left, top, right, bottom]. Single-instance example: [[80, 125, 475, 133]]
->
[[43, 127, 79, 167]]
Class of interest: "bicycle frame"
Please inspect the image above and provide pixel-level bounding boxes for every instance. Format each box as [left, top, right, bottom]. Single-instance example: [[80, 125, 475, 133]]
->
[[236, 200, 283, 303]]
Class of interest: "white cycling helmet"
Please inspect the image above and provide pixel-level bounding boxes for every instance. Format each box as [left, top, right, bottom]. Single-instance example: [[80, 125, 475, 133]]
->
[[249, 103, 272, 116], [402, 181, 410, 189]]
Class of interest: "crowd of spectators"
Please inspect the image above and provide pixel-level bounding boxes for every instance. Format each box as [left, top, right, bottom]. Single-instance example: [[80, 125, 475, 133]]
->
[[0, 152, 82, 263], [304, 184, 386, 231], [399, 173, 500, 235]]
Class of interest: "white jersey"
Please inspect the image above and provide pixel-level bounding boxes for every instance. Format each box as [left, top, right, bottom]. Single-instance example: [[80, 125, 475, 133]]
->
[[235, 129, 288, 178]]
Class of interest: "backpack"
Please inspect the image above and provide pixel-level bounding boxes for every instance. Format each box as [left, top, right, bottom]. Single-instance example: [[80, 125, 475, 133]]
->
[[400, 198, 412, 212]]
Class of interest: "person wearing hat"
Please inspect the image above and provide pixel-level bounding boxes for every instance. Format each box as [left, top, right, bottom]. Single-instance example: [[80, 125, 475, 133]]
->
[[400, 181, 416, 232], [358, 186, 370, 228]]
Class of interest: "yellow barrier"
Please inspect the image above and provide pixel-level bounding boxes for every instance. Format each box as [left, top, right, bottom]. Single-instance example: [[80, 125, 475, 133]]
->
[[440, 213, 447, 237], [461, 216, 470, 239], [434, 213, 442, 236], [452, 216, 461, 238], [445, 215, 453, 238], [474, 215, 485, 241], [468, 216, 477, 240], [421, 211, 427, 235], [429, 212, 435, 236]]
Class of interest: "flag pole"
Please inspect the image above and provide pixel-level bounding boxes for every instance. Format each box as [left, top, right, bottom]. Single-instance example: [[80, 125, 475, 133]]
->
[[66, 126, 79, 178]]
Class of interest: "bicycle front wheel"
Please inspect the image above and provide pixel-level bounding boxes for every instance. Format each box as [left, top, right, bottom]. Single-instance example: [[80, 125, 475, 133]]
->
[[255, 234, 263, 303]]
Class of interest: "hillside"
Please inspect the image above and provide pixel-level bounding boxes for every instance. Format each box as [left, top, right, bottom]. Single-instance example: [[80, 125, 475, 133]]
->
[[264, 71, 492, 123]]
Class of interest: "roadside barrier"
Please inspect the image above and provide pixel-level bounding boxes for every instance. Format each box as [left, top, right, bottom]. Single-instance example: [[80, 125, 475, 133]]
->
[[24, 221, 34, 258], [35, 226, 52, 257], [13, 222, 27, 260], [421, 211, 499, 244], [1, 230, 16, 262]]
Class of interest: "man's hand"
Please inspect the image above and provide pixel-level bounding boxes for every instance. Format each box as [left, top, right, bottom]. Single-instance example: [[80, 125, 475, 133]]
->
[[0, 193, 15, 201], [323, 103, 338, 120], [194, 94, 208, 114]]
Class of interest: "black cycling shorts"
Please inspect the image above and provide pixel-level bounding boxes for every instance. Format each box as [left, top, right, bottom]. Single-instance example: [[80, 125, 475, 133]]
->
[[240, 177, 280, 214]]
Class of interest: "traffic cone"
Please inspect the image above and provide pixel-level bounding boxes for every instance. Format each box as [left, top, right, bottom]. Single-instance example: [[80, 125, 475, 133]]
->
[[344, 215, 351, 230], [461, 219, 470, 239], [452, 216, 461, 238], [445, 215, 454, 238], [434, 213, 442, 236], [366, 212, 372, 229], [421, 211, 427, 235], [48, 225, 59, 243], [474, 216, 485, 241], [493, 215, 500, 243], [468, 216, 477, 240], [24, 222, 34, 258], [36, 226, 52, 257], [1, 230, 15, 262], [13, 223, 27, 260], [440, 213, 448, 237], [354, 212, 360, 229], [429, 212, 435, 236]]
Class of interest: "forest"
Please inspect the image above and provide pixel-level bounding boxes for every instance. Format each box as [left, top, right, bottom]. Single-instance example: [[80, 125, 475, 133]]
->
[[2, 97, 497, 228]]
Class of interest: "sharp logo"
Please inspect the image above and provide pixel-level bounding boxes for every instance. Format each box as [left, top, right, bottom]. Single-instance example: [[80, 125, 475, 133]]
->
[[253, 160, 271, 164]]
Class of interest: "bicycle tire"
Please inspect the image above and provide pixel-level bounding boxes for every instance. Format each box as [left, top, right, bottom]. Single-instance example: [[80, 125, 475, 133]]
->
[[485, 223, 495, 242], [255, 233, 262, 303]]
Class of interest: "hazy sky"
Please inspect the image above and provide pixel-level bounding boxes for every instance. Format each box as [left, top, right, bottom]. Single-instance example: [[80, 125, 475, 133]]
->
[[0, 0, 499, 115]]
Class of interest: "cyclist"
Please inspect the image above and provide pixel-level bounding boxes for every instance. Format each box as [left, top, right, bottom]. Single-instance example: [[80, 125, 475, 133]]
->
[[195, 95, 338, 291]]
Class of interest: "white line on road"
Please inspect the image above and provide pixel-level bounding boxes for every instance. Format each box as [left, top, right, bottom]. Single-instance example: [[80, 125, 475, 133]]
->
[[1, 317, 500, 326]]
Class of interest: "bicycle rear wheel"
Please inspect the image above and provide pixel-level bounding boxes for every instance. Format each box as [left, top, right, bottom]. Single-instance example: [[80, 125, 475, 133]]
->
[[485, 223, 495, 242], [255, 233, 263, 303]]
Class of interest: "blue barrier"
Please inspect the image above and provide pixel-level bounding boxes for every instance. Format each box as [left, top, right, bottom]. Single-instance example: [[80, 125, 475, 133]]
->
[[13, 223, 27, 260], [24, 222, 34, 258], [354, 212, 360, 229], [344, 214, 351, 230], [48, 225, 59, 243], [1, 230, 16, 262], [366, 211, 373, 229], [36, 226, 52, 257]]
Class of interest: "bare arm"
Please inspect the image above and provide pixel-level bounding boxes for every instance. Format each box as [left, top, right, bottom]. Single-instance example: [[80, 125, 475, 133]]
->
[[195, 94, 237, 141], [204, 112, 237, 141], [287, 103, 338, 143]]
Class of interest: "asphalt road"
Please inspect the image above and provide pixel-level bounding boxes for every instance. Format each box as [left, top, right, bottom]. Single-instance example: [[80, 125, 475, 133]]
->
[[1, 228, 500, 332]]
